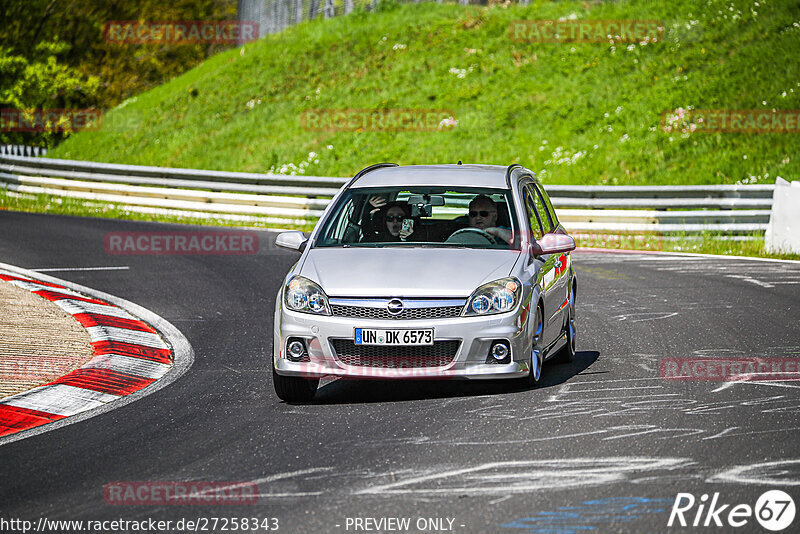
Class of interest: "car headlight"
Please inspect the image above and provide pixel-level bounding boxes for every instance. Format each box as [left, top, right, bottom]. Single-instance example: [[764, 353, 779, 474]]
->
[[463, 277, 522, 316], [284, 276, 330, 315]]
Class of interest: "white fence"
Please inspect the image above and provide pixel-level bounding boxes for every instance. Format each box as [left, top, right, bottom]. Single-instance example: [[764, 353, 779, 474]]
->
[[0, 154, 775, 236], [238, 0, 528, 38]]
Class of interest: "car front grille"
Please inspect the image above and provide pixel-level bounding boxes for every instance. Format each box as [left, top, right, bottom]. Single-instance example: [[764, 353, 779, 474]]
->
[[330, 304, 463, 320], [330, 339, 460, 368]]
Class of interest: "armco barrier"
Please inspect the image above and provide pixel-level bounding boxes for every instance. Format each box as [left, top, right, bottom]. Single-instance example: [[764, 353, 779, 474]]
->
[[0, 154, 775, 236]]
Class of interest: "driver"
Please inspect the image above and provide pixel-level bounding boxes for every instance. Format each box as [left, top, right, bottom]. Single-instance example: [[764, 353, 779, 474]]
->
[[468, 195, 512, 245]]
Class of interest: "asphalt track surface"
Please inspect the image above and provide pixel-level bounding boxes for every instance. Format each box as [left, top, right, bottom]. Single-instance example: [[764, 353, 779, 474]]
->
[[1, 211, 799, 534]]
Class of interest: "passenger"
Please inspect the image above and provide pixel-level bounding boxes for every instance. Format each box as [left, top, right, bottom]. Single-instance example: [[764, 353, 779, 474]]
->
[[362, 200, 416, 242], [468, 194, 512, 245]]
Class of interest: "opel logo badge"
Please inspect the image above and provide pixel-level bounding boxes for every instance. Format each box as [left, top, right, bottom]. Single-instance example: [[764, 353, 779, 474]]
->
[[387, 298, 404, 315]]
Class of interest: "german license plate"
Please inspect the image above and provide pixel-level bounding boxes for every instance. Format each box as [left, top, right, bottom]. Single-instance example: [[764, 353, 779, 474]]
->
[[354, 328, 434, 346]]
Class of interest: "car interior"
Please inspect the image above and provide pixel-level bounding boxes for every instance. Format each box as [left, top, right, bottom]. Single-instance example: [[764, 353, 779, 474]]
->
[[352, 191, 514, 247]]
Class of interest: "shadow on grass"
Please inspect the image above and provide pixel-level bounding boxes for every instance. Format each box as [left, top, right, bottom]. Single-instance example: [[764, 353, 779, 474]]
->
[[307, 350, 600, 405]]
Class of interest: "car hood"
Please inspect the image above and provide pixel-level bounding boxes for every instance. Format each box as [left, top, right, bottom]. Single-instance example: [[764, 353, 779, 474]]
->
[[299, 247, 522, 298]]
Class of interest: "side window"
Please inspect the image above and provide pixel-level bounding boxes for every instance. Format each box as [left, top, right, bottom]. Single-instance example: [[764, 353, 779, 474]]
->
[[537, 184, 560, 228], [529, 184, 553, 234], [523, 186, 544, 241]]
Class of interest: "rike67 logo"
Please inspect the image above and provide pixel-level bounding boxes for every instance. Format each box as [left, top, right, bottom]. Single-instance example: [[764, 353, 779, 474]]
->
[[668, 490, 795, 531]]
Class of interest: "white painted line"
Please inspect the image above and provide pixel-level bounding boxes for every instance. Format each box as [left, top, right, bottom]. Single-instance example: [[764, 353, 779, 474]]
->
[[80, 354, 171, 380], [32, 266, 130, 272], [53, 299, 134, 319], [1, 384, 120, 417], [85, 325, 167, 348], [581, 249, 800, 264]]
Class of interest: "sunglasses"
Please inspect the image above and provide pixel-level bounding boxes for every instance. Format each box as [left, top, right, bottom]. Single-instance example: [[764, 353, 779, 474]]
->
[[385, 215, 404, 222], [469, 210, 495, 218]]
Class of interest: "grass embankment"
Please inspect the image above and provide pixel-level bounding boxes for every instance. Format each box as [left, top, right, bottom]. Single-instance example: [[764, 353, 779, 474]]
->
[[50, 0, 799, 185], [6, 0, 799, 259]]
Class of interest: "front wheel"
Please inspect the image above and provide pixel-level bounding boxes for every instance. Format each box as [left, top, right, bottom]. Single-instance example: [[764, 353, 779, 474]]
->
[[273, 367, 318, 402], [517, 306, 544, 388]]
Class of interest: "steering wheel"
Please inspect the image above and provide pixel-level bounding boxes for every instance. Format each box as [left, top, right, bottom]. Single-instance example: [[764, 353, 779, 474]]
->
[[445, 227, 496, 245]]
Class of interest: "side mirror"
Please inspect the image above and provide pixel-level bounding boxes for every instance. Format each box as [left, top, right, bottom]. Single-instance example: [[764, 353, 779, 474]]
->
[[275, 231, 308, 252], [530, 233, 576, 256]]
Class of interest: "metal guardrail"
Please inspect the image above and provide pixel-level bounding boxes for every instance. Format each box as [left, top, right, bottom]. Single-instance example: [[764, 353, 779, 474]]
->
[[0, 154, 775, 235]]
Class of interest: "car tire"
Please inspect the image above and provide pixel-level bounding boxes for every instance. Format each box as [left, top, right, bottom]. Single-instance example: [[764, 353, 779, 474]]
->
[[552, 283, 576, 364], [272, 366, 318, 402], [518, 305, 545, 388]]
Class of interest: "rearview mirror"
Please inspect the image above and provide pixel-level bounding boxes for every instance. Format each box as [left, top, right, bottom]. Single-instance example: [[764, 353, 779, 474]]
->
[[530, 233, 576, 256], [275, 231, 307, 252], [407, 194, 445, 217]]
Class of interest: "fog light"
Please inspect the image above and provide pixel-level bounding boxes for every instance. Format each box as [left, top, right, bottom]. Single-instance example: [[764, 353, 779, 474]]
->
[[287, 339, 306, 361], [491, 342, 509, 361]]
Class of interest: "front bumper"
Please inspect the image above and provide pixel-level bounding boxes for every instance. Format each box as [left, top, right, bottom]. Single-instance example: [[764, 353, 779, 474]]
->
[[273, 305, 532, 380]]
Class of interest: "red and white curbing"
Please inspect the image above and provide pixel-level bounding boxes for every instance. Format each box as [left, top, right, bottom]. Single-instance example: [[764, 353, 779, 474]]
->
[[0, 268, 179, 438]]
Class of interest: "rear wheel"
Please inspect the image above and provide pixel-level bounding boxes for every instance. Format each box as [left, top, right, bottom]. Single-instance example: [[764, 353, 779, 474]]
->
[[272, 367, 318, 402], [552, 284, 576, 364]]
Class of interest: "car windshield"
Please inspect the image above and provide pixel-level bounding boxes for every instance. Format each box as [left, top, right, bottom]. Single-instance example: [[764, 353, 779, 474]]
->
[[315, 186, 519, 250]]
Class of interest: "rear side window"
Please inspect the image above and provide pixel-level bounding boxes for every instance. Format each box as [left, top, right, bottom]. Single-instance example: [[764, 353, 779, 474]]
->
[[527, 184, 553, 234], [536, 184, 560, 228], [523, 186, 544, 241]]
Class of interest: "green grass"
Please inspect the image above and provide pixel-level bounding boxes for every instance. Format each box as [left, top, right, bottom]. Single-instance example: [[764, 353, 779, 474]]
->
[[3, 188, 798, 260], [49, 0, 799, 185]]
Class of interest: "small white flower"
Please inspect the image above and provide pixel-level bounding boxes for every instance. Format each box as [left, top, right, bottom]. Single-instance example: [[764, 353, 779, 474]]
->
[[619, 133, 630, 143], [327, 145, 333, 150], [392, 43, 406, 50], [438, 116, 459, 129]]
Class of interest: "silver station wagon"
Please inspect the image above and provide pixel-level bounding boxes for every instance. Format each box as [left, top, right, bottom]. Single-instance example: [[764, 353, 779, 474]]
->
[[272, 163, 577, 401]]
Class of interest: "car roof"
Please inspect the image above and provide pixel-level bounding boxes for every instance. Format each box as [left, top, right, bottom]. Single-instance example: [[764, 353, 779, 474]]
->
[[350, 164, 523, 189]]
